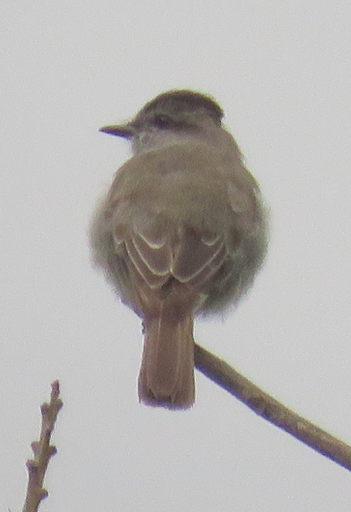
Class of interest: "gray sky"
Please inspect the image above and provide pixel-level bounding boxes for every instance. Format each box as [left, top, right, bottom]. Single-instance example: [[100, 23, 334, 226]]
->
[[1, 1, 351, 510]]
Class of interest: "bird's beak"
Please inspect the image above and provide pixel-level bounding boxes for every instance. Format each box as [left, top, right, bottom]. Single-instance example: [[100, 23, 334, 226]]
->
[[99, 123, 134, 139]]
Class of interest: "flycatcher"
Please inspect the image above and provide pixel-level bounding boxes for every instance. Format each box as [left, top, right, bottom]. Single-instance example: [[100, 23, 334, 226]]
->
[[90, 90, 268, 409]]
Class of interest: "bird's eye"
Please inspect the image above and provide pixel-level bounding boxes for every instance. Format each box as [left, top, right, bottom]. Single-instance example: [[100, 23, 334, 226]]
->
[[153, 114, 172, 129]]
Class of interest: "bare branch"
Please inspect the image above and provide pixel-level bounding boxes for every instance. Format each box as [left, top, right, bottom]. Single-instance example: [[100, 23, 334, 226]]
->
[[23, 381, 63, 512], [194, 343, 351, 471]]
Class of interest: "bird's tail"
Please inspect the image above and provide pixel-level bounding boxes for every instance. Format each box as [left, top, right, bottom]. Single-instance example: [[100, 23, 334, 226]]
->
[[138, 310, 195, 410]]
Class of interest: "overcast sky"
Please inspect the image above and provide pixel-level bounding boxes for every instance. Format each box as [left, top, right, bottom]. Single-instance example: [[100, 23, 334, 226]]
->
[[1, 1, 351, 510]]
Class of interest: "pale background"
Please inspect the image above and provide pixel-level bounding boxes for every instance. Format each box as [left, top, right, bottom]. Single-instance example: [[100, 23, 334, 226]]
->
[[1, 1, 351, 510]]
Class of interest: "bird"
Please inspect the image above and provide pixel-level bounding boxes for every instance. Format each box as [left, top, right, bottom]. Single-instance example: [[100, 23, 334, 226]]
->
[[90, 90, 268, 410]]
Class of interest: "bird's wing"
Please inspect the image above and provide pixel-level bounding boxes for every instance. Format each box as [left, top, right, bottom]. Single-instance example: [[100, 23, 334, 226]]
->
[[123, 223, 228, 291]]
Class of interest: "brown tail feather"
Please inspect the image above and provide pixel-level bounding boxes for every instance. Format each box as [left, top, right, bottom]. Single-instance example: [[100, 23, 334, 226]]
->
[[138, 311, 195, 410]]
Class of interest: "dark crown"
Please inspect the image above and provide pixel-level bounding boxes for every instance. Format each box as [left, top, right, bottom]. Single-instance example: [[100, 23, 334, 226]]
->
[[138, 90, 224, 123]]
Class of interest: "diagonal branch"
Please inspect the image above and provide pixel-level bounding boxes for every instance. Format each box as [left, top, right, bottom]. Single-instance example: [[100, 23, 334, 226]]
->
[[23, 381, 63, 512], [194, 343, 351, 471]]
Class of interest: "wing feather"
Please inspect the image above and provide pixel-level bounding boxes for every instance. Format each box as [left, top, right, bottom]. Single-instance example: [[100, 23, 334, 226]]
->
[[123, 223, 234, 291]]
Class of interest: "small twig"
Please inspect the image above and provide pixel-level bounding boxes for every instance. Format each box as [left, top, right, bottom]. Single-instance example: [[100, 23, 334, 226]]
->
[[22, 381, 63, 512], [194, 343, 351, 471]]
